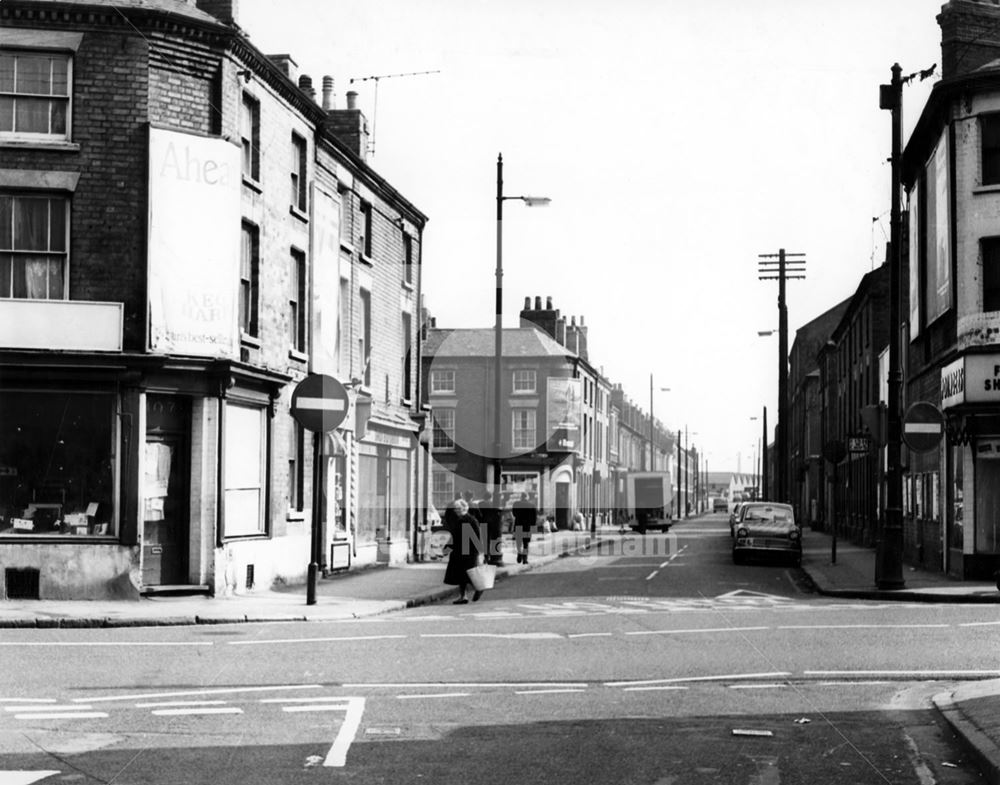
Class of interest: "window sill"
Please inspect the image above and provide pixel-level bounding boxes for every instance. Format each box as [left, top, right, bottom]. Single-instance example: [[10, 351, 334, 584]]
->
[[429, 391, 457, 397], [289, 204, 309, 223], [359, 253, 373, 267], [0, 139, 80, 152], [340, 240, 355, 254], [286, 510, 306, 522], [221, 533, 269, 542], [288, 348, 308, 363], [402, 280, 415, 292], [400, 397, 413, 407], [974, 183, 1000, 195], [0, 534, 117, 543], [240, 332, 262, 348], [242, 175, 262, 193]]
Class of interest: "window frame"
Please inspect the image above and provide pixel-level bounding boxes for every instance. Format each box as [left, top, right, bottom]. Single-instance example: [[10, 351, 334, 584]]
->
[[983, 236, 1000, 312], [290, 131, 307, 213], [240, 92, 261, 183], [402, 232, 414, 286], [432, 407, 456, 450], [511, 408, 536, 452], [512, 369, 536, 394], [430, 369, 456, 394], [222, 402, 269, 539], [239, 221, 260, 338], [0, 50, 73, 141], [401, 311, 412, 403], [0, 191, 70, 300], [361, 200, 373, 259], [289, 246, 307, 353], [360, 287, 372, 388]]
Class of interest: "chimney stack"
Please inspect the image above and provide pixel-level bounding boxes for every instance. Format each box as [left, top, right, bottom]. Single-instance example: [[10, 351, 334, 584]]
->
[[196, 0, 239, 26], [939, 0, 1000, 78], [267, 53, 298, 84], [346, 90, 358, 110], [322, 76, 335, 110], [324, 90, 369, 159], [298, 74, 316, 101]]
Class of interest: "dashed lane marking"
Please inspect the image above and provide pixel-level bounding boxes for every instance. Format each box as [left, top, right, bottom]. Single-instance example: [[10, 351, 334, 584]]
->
[[396, 693, 470, 700], [13, 712, 108, 720], [229, 635, 406, 646], [151, 707, 243, 717], [77, 684, 323, 704]]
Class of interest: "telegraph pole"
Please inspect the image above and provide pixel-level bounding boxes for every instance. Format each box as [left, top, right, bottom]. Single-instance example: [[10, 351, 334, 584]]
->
[[878, 64, 906, 589], [759, 249, 805, 503]]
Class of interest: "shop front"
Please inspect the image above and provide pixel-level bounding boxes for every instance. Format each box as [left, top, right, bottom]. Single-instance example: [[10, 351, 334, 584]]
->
[[940, 353, 1000, 579]]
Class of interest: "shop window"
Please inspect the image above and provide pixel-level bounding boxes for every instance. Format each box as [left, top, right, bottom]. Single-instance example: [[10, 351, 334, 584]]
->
[[433, 408, 455, 450], [223, 403, 267, 537], [0, 391, 115, 537], [0, 51, 71, 140], [240, 92, 260, 182], [0, 193, 68, 299]]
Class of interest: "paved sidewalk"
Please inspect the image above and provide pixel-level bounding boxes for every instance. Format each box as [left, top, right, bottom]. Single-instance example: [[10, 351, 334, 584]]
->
[[800, 526, 1000, 785], [0, 529, 602, 629]]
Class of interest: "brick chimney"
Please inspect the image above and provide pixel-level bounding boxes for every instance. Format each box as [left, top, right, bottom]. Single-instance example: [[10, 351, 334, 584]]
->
[[196, 0, 239, 25], [520, 294, 562, 344], [298, 74, 316, 102], [564, 315, 589, 360], [324, 90, 369, 161], [939, 0, 1000, 78], [267, 54, 298, 84]]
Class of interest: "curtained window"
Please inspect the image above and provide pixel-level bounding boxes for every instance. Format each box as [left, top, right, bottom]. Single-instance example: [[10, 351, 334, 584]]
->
[[0, 194, 67, 299], [0, 52, 71, 139]]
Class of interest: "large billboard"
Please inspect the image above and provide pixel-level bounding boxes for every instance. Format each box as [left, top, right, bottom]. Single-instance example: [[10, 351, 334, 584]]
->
[[908, 184, 920, 337], [148, 127, 241, 357], [311, 184, 341, 375], [546, 377, 582, 453], [925, 128, 951, 325]]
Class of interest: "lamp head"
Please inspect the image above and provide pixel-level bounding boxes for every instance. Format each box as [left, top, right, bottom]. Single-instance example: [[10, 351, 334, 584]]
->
[[520, 196, 551, 207]]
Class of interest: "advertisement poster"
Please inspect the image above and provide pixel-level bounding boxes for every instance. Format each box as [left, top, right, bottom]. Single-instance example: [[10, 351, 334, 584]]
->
[[908, 184, 920, 336], [925, 128, 951, 325], [148, 128, 241, 357], [311, 184, 341, 375], [546, 377, 582, 453]]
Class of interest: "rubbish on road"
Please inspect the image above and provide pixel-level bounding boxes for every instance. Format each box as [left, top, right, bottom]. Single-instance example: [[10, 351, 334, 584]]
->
[[942, 762, 958, 768], [731, 729, 774, 737], [793, 718, 811, 724]]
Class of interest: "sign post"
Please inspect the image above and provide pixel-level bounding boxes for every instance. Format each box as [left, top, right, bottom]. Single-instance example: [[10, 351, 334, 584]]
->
[[823, 440, 846, 564], [291, 374, 350, 605]]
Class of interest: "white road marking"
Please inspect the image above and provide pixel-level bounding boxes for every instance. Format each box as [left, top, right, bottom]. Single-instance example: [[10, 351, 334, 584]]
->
[[607, 672, 792, 688], [729, 683, 788, 690], [645, 571, 659, 581], [151, 707, 243, 716], [282, 705, 351, 713], [815, 681, 892, 686], [419, 632, 562, 640], [5, 705, 93, 713], [0, 699, 55, 704], [13, 712, 108, 720], [0, 772, 62, 784], [260, 696, 348, 704], [622, 686, 689, 692], [805, 670, 1000, 678], [959, 620, 1000, 627], [397, 693, 470, 700], [0, 641, 211, 647], [626, 626, 769, 636], [229, 635, 406, 646], [344, 682, 589, 689], [135, 700, 228, 708], [777, 624, 949, 630], [79, 684, 322, 704], [515, 689, 586, 695], [324, 697, 365, 768], [567, 632, 613, 638]]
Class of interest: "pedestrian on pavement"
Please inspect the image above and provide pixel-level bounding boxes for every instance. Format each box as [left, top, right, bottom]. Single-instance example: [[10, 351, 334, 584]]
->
[[479, 491, 503, 566], [443, 498, 486, 603], [462, 489, 484, 523], [512, 492, 537, 565]]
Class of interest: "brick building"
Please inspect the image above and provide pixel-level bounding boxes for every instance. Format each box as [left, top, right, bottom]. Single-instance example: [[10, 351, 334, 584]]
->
[[0, 0, 427, 599]]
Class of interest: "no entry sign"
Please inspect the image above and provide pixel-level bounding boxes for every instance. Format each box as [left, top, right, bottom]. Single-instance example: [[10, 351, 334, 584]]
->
[[291, 374, 349, 433], [902, 401, 945, 453]]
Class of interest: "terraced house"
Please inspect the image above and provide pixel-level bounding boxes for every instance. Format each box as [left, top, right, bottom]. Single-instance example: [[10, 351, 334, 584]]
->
[[0, 0, 427, 599]]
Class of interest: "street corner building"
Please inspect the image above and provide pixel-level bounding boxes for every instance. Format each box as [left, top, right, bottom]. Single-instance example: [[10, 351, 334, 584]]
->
[[0, 0, 429, 600]]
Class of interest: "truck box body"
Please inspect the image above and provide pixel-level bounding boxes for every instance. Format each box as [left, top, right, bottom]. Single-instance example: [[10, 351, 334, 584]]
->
[[623, 472, 673, 532]]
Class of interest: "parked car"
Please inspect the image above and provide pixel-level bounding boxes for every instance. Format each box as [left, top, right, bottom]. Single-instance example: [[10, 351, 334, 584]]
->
[[731, 502, 801, 566]]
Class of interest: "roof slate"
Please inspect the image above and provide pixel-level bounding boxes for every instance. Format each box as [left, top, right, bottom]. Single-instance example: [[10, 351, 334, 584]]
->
[[423, 328, 574, 359]]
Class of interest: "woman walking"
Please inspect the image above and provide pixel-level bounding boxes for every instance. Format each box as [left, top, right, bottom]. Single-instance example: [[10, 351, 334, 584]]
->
[[443, 498, 485, 603]]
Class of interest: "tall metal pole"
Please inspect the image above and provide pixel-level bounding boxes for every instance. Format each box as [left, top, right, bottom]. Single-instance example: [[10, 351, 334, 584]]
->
[[684, 426, 689, 517], [649, 373, 654, 472], [676, 429, 682, 519], [778, 250, 789, 503], [878, 65, 905, 589], [493, 154, 504, 498], [762, 406, 768, 502]]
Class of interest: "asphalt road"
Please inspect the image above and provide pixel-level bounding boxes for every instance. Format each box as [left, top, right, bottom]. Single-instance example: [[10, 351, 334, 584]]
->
[[1, 514, 994, 784]]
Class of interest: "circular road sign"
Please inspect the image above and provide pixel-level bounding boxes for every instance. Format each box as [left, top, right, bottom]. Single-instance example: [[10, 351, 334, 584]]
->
[[823, 439, 847, 464], [291, 374, 349, 433], [902, 401, 945, 453]]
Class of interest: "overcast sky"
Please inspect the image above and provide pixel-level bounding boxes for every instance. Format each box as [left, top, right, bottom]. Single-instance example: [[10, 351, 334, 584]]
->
[[239, 0, 944, 473]]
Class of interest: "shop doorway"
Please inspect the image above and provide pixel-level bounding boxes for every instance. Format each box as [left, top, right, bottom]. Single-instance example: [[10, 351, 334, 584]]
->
[[555, 481, 570, 529], [143, 396, 190, 587]]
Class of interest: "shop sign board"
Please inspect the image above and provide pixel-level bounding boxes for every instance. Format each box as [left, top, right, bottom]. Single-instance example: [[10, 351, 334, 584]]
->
[[848, 437, 871, 453], [940, 354, 1000, 409], [975, 439, 1000, 460], [291, 374, 349, 433], [902, 401, 945, 453]]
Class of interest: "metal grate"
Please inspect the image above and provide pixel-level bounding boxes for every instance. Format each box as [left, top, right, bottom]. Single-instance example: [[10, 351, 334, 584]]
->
[[245, 564, 255, 591], [5, 568, 40, 600]]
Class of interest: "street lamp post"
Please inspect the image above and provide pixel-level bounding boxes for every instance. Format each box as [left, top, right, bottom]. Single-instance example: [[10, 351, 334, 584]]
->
[[649, 375, 670, 471], [493, 153, 549, 563]]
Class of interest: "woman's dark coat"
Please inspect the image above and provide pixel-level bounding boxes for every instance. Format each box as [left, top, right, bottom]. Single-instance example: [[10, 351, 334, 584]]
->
[[443, 512, 485, 586]]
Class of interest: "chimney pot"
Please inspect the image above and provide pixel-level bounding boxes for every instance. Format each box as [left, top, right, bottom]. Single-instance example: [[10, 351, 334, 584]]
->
[[580, 316, 585, 326], [570, 315, 576, 326], [534, 296, 542, 310], [322, 75, 335, 110], [546, 296, 553, 310], [523, 296, 531, 309], [346, 90, 359, 110]]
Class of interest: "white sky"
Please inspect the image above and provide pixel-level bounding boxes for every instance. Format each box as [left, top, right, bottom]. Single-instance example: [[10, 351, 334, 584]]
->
[[239, 0, 944, 473]]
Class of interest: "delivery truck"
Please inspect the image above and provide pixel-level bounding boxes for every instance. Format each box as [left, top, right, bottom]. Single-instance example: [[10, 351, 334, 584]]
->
[[624, 472, 674, 533]]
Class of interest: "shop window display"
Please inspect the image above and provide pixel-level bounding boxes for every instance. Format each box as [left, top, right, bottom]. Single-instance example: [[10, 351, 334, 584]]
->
[[0, 391, 115, 536]]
